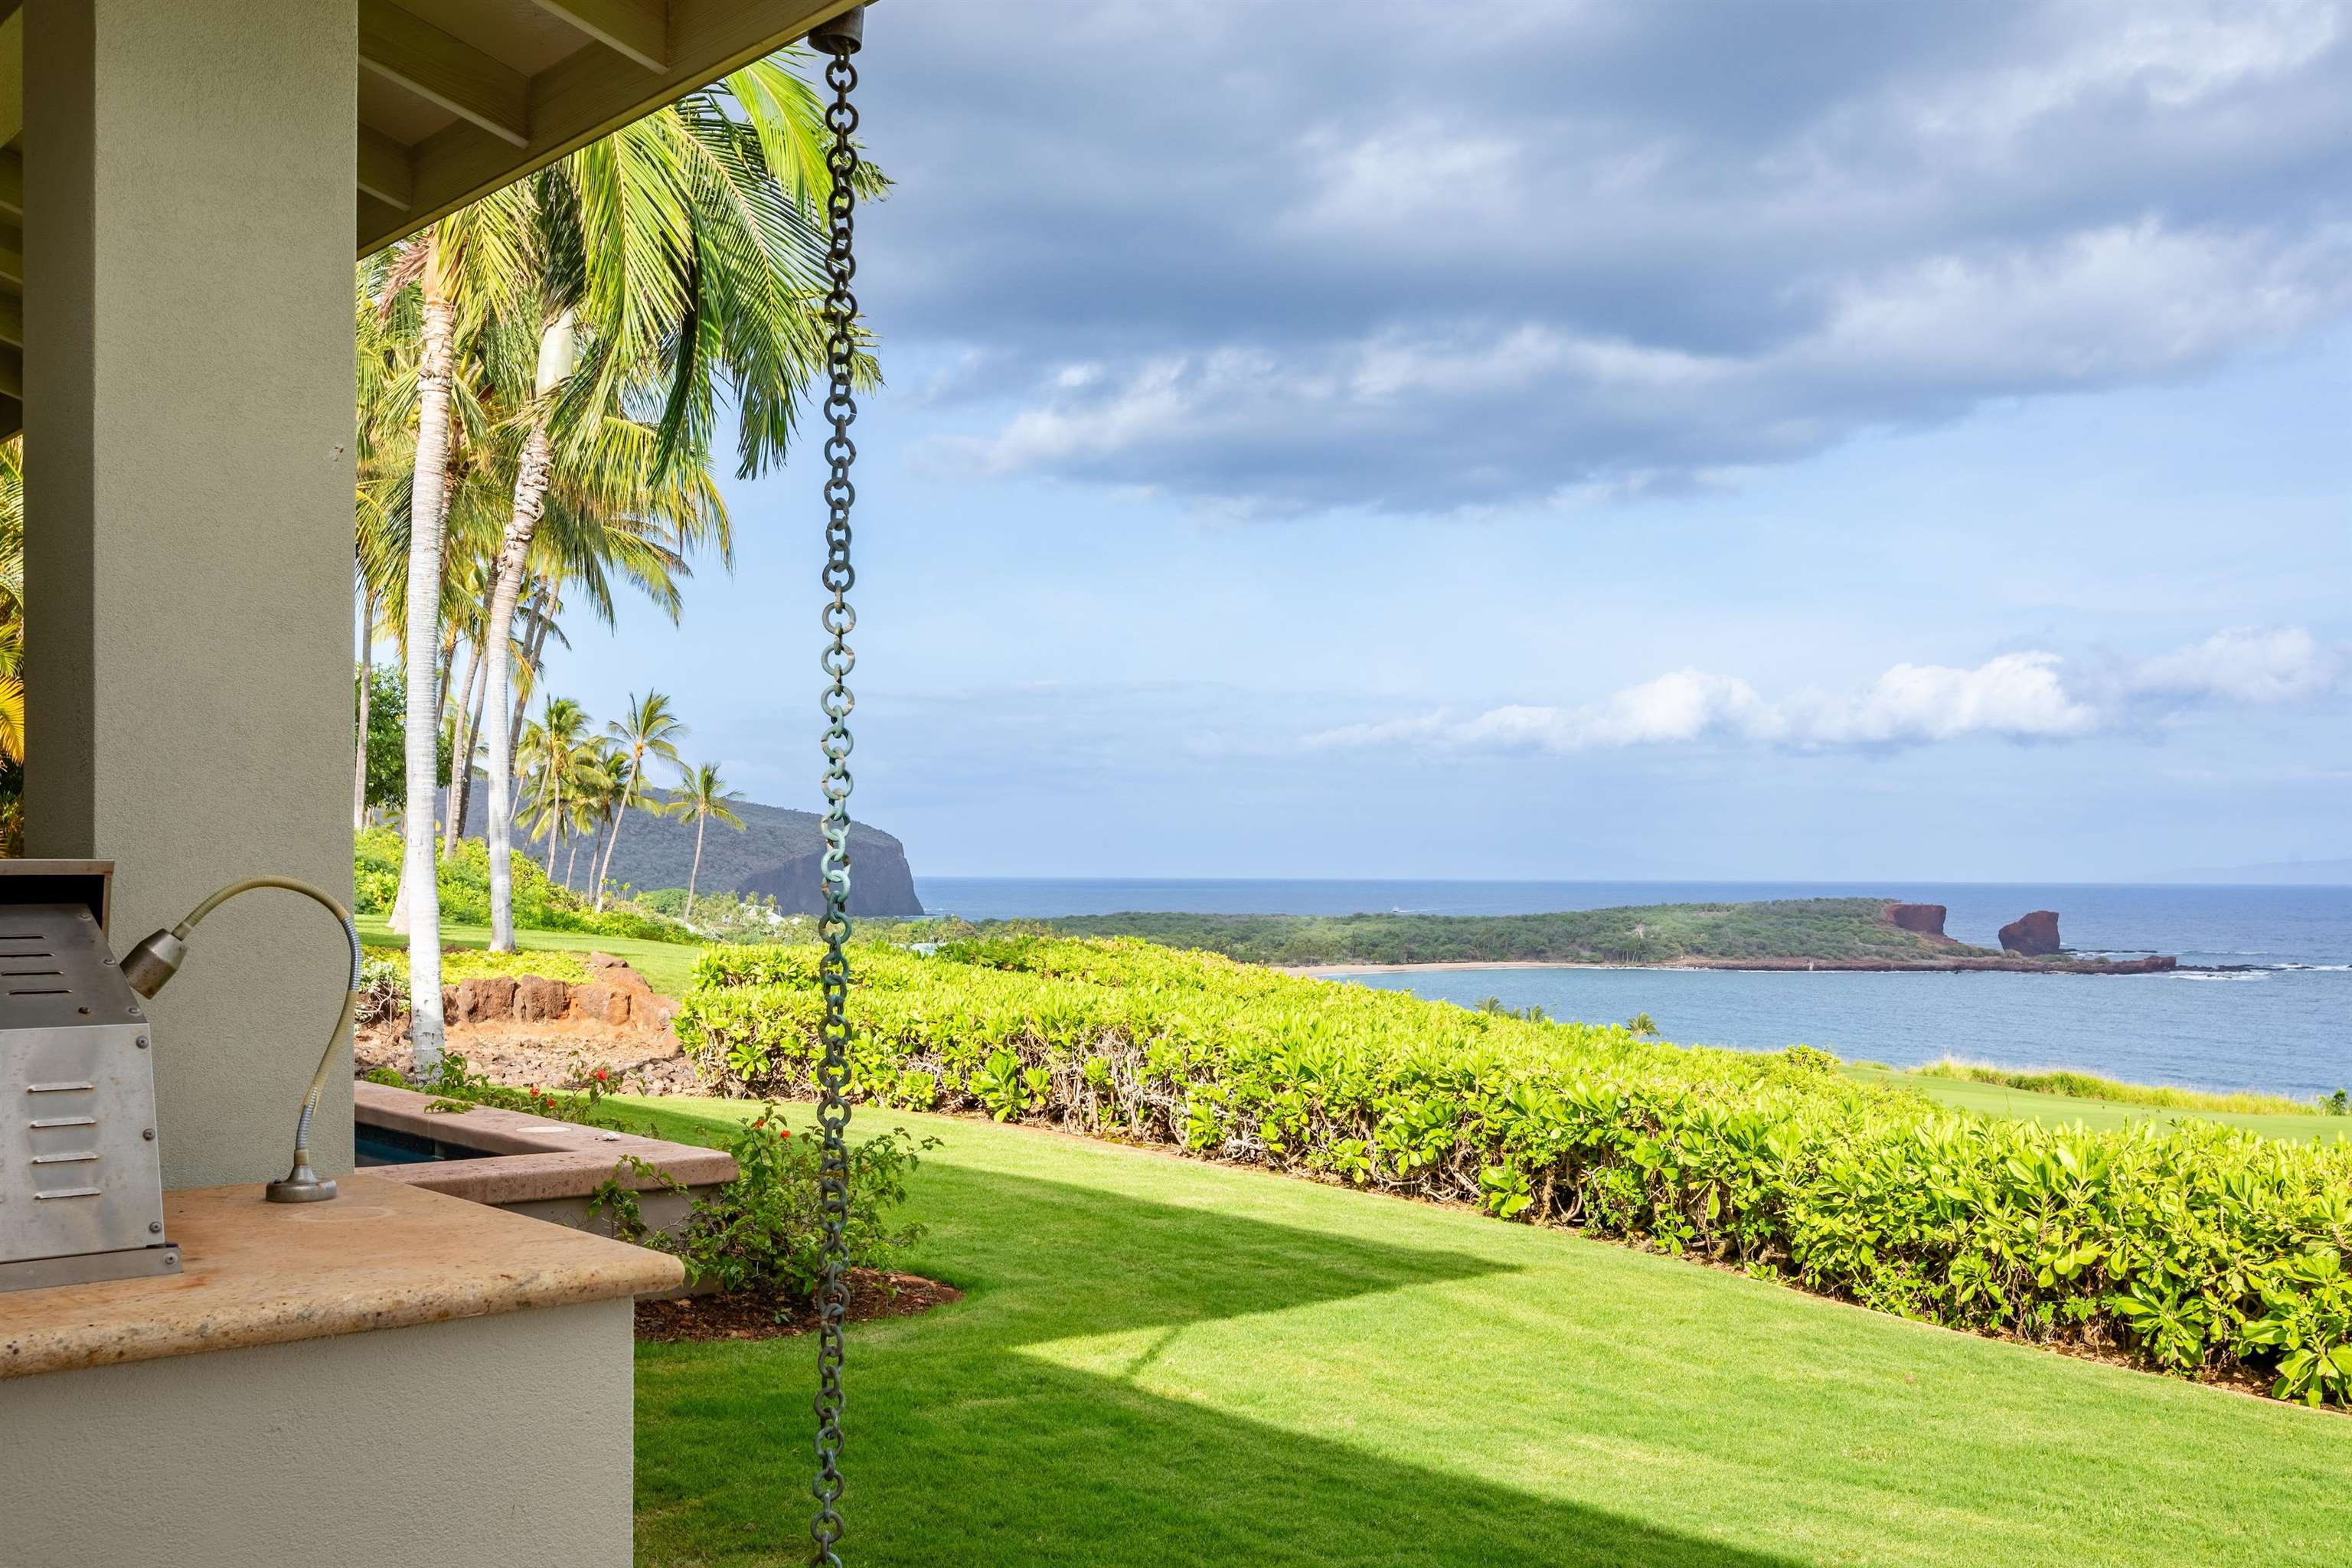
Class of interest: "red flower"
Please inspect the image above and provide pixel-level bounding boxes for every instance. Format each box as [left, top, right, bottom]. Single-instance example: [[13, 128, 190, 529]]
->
[[592, 1068, 610, 1083]]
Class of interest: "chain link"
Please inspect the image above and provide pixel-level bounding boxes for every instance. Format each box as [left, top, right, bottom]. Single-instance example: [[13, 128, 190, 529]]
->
[[810, 31, 861, 1568]]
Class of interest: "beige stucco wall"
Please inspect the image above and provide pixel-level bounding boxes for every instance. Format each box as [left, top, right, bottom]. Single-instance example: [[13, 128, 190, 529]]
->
[[0, 1301, 636, 1568], [22, 0, 359, 1186]]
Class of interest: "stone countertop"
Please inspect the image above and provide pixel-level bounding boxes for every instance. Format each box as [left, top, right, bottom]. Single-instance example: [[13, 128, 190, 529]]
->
[[355, 1081, 737, 1205], [0, 1173, 684, 1380]]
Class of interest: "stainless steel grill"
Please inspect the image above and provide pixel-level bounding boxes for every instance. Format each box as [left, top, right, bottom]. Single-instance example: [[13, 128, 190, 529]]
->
[[0, 862, 178, 1293]]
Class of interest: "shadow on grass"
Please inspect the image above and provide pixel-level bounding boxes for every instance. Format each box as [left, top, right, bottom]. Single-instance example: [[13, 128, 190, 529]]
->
[[635, 1150, 1808, 1568]]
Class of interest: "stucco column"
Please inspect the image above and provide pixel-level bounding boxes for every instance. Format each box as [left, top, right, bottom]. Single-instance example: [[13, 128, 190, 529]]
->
[[23, 0, 358, 1187]]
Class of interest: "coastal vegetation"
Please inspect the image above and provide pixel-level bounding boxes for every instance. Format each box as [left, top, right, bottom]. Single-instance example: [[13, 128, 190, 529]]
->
[[988, 898, 1988, 966], [675, 934, 2352, 1406]]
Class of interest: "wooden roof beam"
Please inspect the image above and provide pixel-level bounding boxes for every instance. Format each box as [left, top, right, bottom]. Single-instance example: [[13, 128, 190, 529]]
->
[[359, 0, 531, 149], [0, 147, 20, 221], [531, 0, 668, 73], [0, 292, 21, 350], [361, 0, 858, 254], [357, 125, 416, 209], [0, 223, 20, 288]]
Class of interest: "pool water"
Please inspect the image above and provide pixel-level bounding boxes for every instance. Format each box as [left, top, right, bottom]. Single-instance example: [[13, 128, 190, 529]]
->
[[354, 1123, 499, 1166]]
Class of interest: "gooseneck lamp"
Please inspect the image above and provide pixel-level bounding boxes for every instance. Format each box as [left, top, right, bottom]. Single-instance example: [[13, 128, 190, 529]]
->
[[121, 877, 364, 1204]]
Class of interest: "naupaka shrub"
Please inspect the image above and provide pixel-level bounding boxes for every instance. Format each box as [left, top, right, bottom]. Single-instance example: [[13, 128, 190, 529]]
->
[[675, 934, 2352, 1404]]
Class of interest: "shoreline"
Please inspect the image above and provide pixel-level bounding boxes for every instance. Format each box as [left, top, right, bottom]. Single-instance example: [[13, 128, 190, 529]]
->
[[1282, 953, 2181, 978]]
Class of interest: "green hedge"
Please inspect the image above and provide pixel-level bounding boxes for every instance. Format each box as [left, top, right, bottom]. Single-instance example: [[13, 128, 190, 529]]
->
[[354, 826, 696, 944], [675, 933, 2352, 1406]]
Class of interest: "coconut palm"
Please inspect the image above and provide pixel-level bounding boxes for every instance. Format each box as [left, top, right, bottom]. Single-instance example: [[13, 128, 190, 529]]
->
[[593, 691, 685, 910], [573, 739, 630, 892], [353, 261, 407, 833], [479, 60, 853, 951], [520, 696, 592, 873], [665, 763, 746, 920], [379, 197, 528, 1071]]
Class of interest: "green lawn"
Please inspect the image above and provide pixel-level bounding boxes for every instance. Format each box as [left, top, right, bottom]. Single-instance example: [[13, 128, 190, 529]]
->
[[1849, 1065, 2352, 1142], [356, 915, 703, 997], [616, 1096, 2350, 1568]]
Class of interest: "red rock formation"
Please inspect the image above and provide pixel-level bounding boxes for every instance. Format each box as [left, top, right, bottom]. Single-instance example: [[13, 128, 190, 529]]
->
[[420, 956, 673, 1034], [569, 983, 632, 1027], [443, 975, 517, 1024], [1886, 903, 1949, 939], [1998, 910, 2063, 957], [512, 973, 570, 1022]]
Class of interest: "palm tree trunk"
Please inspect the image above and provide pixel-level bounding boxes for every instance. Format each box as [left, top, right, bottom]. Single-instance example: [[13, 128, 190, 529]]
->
[[484, 416, 554, 952], [442, 632, 487, 857], [352, 587, 375, 831], [507, 593, 546, 786], [400, 244, 455, 1073], [564, 830, 581, 890], [543, 772, 564, 876], [687, 812, 707, 920], [594, 757, 642, 912], [584, 812, 614, 894], [456, 642, 490, 846]]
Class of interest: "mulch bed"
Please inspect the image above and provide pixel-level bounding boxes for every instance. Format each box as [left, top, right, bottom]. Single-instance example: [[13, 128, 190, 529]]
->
[[634, 1269, 962, 1344]]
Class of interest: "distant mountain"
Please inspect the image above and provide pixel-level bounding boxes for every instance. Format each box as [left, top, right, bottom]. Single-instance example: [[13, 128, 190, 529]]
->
[[2145, 857, 2352, 886], [452, 782, 923, 916]]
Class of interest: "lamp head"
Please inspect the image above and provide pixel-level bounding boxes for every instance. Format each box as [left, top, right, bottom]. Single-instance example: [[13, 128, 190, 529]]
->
[[121, 929, 188, 999]]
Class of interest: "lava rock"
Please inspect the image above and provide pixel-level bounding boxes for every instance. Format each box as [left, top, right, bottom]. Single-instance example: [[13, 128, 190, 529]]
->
[[450, 974, 517, 1023], [1998, 910, 2063, 957], [1887, 903, 1949, 939], [570, 982, 632, 1027], [512, 973, 570, 1022]]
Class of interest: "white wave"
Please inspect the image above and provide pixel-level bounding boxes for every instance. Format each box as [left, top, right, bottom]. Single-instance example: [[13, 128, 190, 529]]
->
[[2170, 969, 2270, 982]]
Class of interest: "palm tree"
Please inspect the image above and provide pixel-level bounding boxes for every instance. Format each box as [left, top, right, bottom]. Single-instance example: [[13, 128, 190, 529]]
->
[[479, 63, 847, 952], [380, 198, 526, 1071], [396, 234, 456, 1069], [665, 763, 746, 919], [573, 739, 629, 891], [353, 261, 407, 834], [593, 691, 685, 910], [520, 697, 591, 870]]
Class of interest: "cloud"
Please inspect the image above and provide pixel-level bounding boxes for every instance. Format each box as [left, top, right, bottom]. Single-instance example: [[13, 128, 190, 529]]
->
[[862, 2, 2352, 512], [2128, 626, 2344, 704], [1307, 629, 2341, 755]]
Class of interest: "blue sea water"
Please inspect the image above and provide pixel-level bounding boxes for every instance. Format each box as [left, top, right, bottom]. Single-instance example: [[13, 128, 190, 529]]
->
[[914, 878, 2352, 1098]]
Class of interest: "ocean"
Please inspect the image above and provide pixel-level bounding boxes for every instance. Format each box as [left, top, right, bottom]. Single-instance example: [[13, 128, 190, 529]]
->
[[913, 879, 2352, 1099]]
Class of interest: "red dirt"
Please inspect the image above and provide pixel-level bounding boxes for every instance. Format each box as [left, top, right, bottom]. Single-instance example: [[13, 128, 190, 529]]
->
[[633, 1269, 962, 1344]]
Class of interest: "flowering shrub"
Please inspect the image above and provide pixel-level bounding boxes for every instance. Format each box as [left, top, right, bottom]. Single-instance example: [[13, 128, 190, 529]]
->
[[676, 934, 2352, 1404], [597, 1112, 933, 1304]]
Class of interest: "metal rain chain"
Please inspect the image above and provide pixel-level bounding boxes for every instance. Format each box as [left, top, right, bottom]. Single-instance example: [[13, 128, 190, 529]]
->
[[808, 7, 867, 1565]]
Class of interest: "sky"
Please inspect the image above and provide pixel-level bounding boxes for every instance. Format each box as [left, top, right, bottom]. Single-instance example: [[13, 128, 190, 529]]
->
[[539, 0, 2352, 884]]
